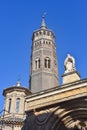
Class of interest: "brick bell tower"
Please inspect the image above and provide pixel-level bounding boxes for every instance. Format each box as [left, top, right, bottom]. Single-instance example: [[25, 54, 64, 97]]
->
[[30, 16, 59, 93]]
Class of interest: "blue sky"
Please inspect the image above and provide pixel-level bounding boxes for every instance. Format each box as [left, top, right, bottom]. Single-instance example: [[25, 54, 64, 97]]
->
[[0, 0, 87, 111]]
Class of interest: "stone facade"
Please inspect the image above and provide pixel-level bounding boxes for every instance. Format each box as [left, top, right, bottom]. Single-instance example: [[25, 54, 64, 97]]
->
[[1, 18, 87, 130], [23, 79, 87, 130]]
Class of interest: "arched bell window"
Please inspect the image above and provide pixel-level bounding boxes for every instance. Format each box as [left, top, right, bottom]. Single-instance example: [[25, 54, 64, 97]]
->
[[35, 58, 40, 69], [15, 98, 20, 113], [44, 57, 51, 69]]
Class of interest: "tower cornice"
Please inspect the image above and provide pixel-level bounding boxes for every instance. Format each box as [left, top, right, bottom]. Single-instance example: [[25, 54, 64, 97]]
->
[[3, 86, 31, 97], [32, 28, 55, 41]]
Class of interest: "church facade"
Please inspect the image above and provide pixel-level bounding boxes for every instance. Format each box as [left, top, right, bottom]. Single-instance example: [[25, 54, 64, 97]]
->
[[0, 18, 87, 130]]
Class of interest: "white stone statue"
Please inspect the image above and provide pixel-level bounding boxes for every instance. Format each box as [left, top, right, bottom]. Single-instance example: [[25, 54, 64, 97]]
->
[[64, 54, 76, 73]]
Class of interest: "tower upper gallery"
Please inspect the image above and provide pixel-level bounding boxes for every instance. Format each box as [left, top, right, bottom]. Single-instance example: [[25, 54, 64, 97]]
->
[[32, 16, 55, 43], [30, 17, 59, 93]]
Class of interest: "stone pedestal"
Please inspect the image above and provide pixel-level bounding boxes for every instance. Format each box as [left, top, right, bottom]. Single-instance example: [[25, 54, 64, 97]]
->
[[62, 70, 80, 84]]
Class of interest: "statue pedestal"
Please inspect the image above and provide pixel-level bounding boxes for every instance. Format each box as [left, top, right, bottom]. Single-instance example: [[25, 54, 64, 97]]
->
[[62, 71, 80, 84]]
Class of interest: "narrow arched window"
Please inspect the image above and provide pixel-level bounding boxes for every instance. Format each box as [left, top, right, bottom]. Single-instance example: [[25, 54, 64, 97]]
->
[[39, 31, 42, 35], [46, 41, 48, 44], [45, 59, 47, 68], [8, 99, 11, 113], [43, 40, 45, 44], [35, 58, 40, 69], [43, 31, 46, 35], [36, 32, 38, 36], [15, 98, 20, 113], [44, 58, 51, 69]]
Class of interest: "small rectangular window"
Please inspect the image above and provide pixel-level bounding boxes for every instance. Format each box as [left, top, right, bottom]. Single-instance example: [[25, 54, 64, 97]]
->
[[15, 98, 20, 113], [8, 99, 11, 113]]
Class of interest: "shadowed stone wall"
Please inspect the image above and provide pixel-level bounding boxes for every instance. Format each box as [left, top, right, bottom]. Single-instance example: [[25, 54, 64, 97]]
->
[[22, 96, 87, 130]]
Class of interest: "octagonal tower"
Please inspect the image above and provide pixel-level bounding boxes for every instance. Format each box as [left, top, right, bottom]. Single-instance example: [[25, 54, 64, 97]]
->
[[30, 17, 59, 93]]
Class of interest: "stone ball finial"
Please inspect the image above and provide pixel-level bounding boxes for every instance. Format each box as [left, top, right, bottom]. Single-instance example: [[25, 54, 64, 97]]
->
[[64, 53, 76, 73], [16, 81, 21, 87]]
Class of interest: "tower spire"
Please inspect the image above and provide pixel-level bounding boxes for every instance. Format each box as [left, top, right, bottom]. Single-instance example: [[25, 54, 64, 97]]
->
[[41, 13, 47, 29]]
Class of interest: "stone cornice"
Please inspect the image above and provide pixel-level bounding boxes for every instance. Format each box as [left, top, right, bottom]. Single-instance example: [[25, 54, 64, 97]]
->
[[62, 70, 80, 77], [3, 86, 31, 97], [26, 78, 87, 111]]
